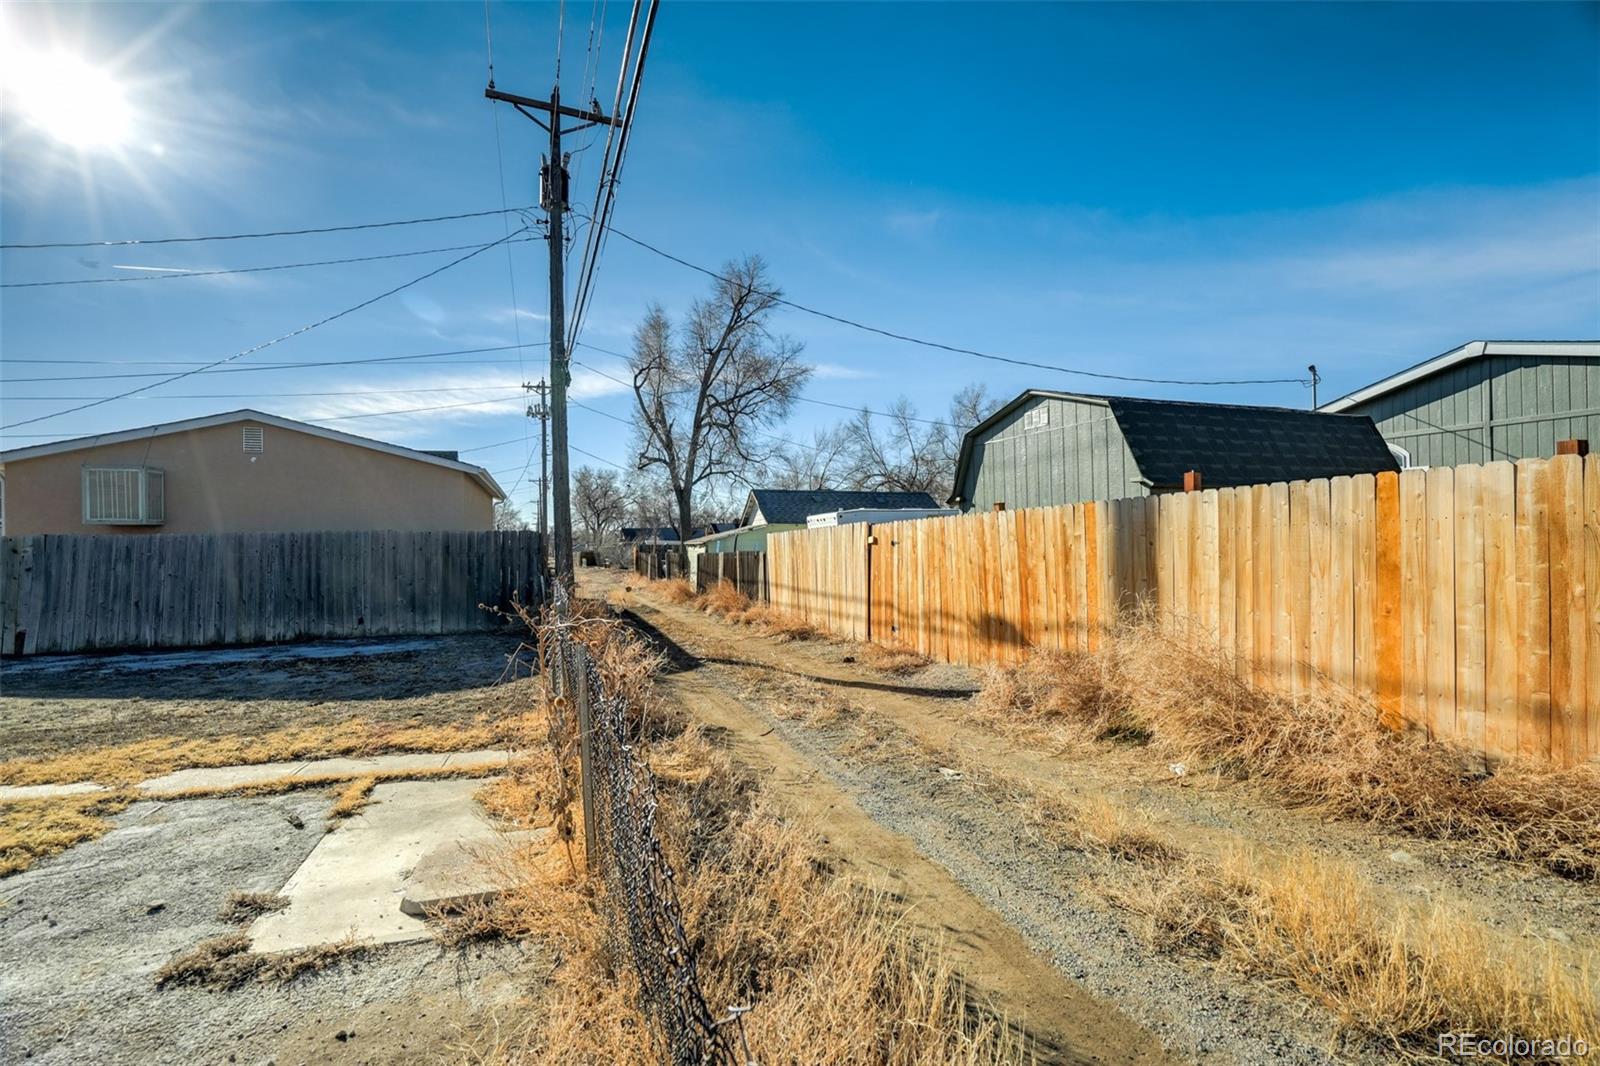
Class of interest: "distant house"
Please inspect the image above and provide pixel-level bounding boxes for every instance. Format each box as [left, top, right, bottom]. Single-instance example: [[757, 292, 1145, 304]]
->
[[0, 409, 504, 536], [1318, 340, 1599, 467], [948, 390, 1397, 512], [691, 489, 944, 555]]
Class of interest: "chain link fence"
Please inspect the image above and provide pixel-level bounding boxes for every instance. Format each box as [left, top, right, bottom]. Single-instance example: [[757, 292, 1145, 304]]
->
[[541, 590, 752, 1065]]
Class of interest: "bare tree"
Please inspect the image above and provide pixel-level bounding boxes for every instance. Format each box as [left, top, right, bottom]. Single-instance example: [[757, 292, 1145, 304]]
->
[[573, 466, 626, 546], [630, 256, 811, 542], [493, 499, 529, 531], [766, 425, 851, 490], [838, 383, 1000, 501]]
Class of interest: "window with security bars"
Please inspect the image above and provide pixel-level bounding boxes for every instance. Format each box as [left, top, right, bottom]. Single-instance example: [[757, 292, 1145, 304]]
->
[[82, 467, 165, 525]]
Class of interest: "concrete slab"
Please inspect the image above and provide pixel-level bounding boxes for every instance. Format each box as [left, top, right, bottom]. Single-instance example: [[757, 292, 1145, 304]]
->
[[287, 752, 449, 778], [0, 781, 106, 801], [399, 829, 546, 917], [139, 759, 309, 793], [248, 777, 526, 953], [138, 748, 512, 793]]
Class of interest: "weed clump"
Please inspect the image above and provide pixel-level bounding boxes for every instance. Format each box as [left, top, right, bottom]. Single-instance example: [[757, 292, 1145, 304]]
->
[[218, 891, 288, 923], [463, 596, 1029, 1064], [683, 580, 817, 641], [977, 618, 1600, 879], [1103, 845, 1599, 1056]]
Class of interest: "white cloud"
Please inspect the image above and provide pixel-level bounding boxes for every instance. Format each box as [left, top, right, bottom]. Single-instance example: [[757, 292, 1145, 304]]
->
[[278, 370, 529, 440], [810, 361, 875, 380]]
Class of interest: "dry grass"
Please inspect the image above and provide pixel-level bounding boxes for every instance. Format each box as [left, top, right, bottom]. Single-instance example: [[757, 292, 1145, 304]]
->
[[0, 713, 538, 788], [327, 776, 377, 822], [976, 618, 1600, 879], [653, 577, 698, 604], [856, 641, 932, 676], [460, 598, 1029, 1064], [688, 580, 818, 641], [1104, 844, 1599, 1057], [218, 891, 288, 923], [155, 931, 365, 989], [2, 759, 519, 879], [0, 790, 136, 877]]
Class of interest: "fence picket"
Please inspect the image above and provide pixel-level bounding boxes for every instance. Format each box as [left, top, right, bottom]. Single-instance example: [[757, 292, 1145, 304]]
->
[[757, 456, 1594, 765]]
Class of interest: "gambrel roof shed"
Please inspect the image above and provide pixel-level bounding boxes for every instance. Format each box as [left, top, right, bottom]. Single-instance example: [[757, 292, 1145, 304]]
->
[[949, 390, 1397, 511]]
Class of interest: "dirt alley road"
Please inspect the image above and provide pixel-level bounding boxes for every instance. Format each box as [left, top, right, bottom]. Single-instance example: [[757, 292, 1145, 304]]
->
[[589, 568, 1496, 1066]]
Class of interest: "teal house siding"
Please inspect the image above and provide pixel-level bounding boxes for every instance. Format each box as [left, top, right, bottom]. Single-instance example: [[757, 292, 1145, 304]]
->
[[1323, 342, 1600, 466], [950, 390, 1398, 513]]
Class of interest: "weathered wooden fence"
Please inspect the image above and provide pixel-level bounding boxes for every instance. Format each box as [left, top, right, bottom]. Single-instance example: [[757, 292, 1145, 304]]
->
[[694, 551, 769, 601], [769, 455, 1600, 767], [634, 547, 684, 581], [0, 529, 544, 656]]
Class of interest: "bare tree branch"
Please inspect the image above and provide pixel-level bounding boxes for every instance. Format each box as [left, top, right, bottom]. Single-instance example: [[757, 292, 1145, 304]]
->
[[629, 255, 811, 543]]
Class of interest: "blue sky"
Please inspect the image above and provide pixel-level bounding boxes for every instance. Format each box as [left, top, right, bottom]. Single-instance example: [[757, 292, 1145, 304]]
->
[[2, 1, 1597, 517]]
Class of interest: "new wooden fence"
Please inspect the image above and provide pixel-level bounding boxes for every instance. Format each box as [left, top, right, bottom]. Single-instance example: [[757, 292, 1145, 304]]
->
[[769, 455, 1600, 767], [0, 529, 544, 657]]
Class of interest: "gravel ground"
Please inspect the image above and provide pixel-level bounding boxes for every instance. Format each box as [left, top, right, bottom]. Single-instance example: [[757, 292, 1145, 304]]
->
[[724, 691, 1389, 1065], [0, 791, 546, 1065], [0, 633, 536, 760]]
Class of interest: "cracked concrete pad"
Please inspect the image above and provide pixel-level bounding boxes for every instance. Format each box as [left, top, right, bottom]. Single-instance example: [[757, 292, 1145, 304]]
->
[[400, 828, 547, 916], [138, 748, 512, 792], [248, 777, 523, 953], [140, 758, 308, 792]]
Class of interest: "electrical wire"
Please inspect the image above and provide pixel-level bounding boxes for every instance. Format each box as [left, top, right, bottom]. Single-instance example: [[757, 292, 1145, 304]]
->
[[564, 0, 649, 352], [570, 354, 955, 427], [572, 443, 628, 470], [1, 237, 540, 288], [306, 394, 527, 423], [8, 384, 526, 401], [1, 207, 535, 251], [0, 343, 547, 382], [0, 228, 529, 431], [597, 223, 1314, 388]]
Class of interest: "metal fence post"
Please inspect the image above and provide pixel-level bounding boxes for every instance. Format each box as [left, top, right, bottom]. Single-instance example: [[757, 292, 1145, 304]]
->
[[572, 642, 599, 870]]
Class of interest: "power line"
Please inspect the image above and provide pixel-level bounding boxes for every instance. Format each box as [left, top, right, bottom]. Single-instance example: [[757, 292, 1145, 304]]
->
[[0, 228, 529, 432], [572, 443, 628, 470], [7, 384, 525, 401], [0, 343, 542, 367], [460, 433, 539, 455], [1, 236, 540, 288], [597, 222, 1313, 388], [307, 394, 527, 423], [566, 0, 656, 354], [570, 354, 954, 427], [1, 346, 547, 383], [1, 207, 535, 251]]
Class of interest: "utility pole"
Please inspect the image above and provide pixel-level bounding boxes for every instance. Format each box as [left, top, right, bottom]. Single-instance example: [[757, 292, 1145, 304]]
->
[[524, 377, 550, 553], [485, 81, 618, 596], [1308, 364, 1321, 410]]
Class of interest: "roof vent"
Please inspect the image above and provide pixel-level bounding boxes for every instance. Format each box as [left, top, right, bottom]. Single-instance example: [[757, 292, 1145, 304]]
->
[[242, 426, 265, 454]]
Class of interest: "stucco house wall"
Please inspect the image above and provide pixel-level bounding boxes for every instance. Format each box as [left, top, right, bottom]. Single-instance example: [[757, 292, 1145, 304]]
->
[[1, 417, 496, 535]]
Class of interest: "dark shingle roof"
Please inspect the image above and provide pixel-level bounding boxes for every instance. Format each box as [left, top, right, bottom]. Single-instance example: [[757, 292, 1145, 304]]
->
[[950, 390, 1399, 503], [745, 489, 942, 525], [1104, 396, 1400, 488]]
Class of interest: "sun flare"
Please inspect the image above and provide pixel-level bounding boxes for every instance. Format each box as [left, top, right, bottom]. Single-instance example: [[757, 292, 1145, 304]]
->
[[2, 40, 134, 149]]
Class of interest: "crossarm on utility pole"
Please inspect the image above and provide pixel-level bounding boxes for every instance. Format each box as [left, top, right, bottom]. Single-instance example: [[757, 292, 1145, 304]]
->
[[484, 87, 619, 127]]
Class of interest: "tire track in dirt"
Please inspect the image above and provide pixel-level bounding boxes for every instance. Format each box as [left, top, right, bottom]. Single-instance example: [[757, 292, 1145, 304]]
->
[[609, 598, 1171, 1065], [611, 589, 1377, 1064], [607, 578, 1599, 949]]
